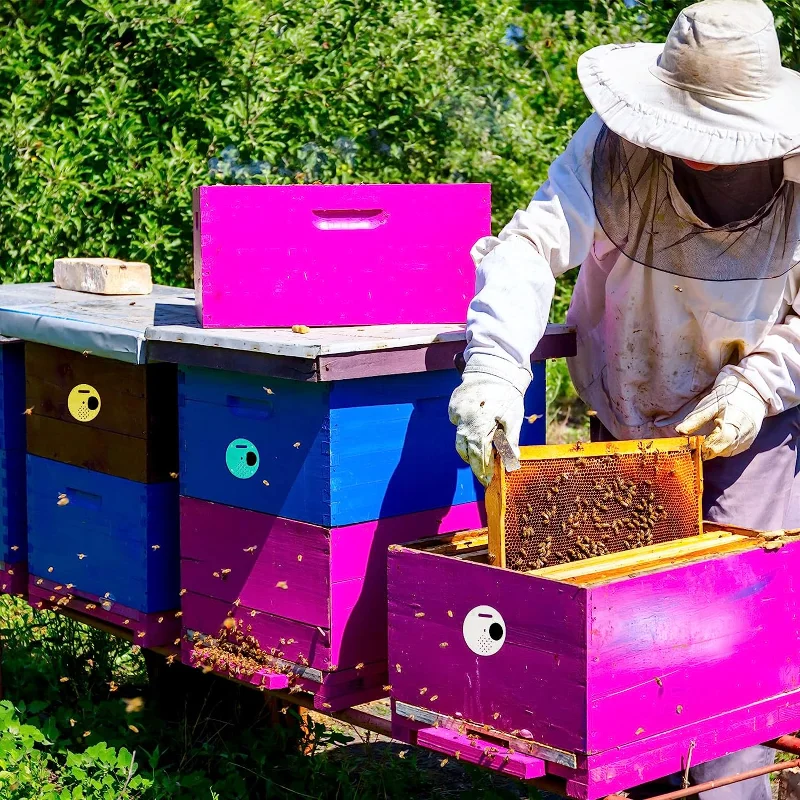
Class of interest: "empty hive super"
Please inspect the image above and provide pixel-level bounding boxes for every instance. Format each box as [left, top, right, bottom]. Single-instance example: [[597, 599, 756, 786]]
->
[[486, 437, 703, 571]]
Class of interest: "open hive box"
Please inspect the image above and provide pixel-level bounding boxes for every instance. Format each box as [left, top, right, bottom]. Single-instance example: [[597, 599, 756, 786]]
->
[[388, 437, 800, 798]]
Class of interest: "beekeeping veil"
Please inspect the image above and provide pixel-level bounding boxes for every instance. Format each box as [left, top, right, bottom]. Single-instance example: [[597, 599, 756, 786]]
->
[[577, 0, 800, 281]]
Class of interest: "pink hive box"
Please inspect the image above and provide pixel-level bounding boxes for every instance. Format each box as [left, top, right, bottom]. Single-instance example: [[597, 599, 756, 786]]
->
[[388, 525, 800, 798], [192, 183, 491, 329]]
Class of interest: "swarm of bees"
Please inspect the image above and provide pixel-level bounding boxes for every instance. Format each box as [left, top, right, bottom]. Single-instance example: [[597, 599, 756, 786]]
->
[[510, 457, 668, 571], [190, 618, 311, 695]]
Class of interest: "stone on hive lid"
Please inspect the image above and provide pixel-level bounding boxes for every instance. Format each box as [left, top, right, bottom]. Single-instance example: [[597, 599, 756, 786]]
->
[[53, 258, 152, 295]]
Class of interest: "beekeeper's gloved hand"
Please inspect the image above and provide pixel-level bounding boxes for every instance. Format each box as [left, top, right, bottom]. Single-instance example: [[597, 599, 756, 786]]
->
[[448, 371, 524, 486], [676, 372, 768, 459]]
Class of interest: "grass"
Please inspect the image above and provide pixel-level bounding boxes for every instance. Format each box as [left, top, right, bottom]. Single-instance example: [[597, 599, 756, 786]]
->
[[0, 595, 541, 799], [546, 359, 589, 445]]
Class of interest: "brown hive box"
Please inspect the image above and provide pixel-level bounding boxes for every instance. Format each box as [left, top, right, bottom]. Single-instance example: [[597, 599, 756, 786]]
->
[[25, 343, 177, 483]]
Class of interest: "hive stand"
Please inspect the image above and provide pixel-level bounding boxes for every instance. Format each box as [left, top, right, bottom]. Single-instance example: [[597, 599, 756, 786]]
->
[[0, 282, 575, 712]]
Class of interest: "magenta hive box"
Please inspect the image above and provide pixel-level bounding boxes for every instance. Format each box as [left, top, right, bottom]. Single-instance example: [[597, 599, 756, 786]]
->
[[192, 183, 491, 329], [387, 529, 800, 798], [181, 498, 485, 710]]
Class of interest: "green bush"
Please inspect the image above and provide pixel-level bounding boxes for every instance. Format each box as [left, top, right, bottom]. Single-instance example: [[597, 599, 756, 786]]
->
[[0, 0, 648, 287]]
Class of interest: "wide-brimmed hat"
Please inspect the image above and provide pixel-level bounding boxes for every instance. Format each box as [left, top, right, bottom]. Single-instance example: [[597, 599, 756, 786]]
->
[[577, 0, 800, 165]]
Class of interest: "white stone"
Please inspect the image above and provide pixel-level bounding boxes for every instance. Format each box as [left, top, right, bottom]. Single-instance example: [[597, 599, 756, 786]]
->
[[53, 258, 152, 295]]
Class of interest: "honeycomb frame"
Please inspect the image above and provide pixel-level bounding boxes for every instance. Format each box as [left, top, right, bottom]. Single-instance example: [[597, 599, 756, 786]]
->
[[485, 437, 704, 572]]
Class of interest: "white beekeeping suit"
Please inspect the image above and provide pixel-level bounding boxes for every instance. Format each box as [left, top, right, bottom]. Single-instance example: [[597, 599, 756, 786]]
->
[[449, 3, 800, 799], [450, 0, 800, 487]]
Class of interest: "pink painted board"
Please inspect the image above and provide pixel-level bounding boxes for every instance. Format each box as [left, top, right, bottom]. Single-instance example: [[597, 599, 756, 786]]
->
[[415, 726, 547, 780], [387, 546, 588, 752], [28, 578, 180, 648], [181, 498, 484, 671], [586, 544, 800, 752], [193, 184, 491, 329], [180, 497, 330, 627], [181, 590, 331, 671], [1, 561, 27, 597], [387, 537, 800, 798]]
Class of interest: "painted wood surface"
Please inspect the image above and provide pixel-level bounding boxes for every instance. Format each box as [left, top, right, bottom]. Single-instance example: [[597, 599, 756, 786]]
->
[[0, 282, 575, 379], [388, 545, 588, 752], [180, 497, 331, 628], [28, 578, 180, 648], [180, 497, 485, 671], [25, 344, 177, 482], [0, 339, 26, 451], [387, 537, 800, 797], [178, 363, 543, 526], [0, 340, 28, 581], [181, 590, 331, 671], [0, 448, 27, 563], [1, 561, 26, 596], [585, 542, 800, 753], [414, 726, 547, 780], [149, 323, 574, 382], [26, 456, 179, 612], [193, 184, 490, 328]]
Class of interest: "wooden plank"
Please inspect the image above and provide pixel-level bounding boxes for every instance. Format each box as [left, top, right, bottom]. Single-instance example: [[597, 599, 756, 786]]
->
[[416, 726, 547, 779], [531, 530, 748, 582], [26, 414, 177, 483], [181, 591, 332, 672], [555, 537, 758, 586], [486, 452, 507, 568], [26, 455, 179, 613], [387, 546, 589, 753], [319, 331, 576, 381], [179, 498, 331, 628], [149, 340, 318, 381], [150, 319, 573, 381]]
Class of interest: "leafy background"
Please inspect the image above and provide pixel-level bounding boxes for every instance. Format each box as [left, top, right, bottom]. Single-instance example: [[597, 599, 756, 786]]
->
[[2, 1, 800, 795]]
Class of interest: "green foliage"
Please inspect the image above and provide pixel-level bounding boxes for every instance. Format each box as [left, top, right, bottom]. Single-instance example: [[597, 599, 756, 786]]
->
[[0, 0, 647, 287], [0, 700, 152, 799], [0, 596, 536, 799]]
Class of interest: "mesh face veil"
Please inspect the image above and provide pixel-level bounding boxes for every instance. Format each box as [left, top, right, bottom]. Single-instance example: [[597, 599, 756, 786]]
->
[[591, 125, 800, 281]]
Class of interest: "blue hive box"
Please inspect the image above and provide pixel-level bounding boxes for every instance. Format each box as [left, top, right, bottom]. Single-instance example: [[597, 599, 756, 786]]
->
[[177, 363, 546, 527]]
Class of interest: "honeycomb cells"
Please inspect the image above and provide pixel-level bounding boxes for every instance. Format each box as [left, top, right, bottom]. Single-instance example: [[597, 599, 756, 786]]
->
[[503, 446, 701, 572]]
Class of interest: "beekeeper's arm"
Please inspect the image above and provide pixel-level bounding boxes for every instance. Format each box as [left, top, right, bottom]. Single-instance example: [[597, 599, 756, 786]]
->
[[678, 270, 800, 458], [449, 114, 601, 485]]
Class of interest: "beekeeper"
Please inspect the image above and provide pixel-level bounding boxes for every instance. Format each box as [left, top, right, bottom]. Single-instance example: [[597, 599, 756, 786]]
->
[[449, 0, 800, 797]]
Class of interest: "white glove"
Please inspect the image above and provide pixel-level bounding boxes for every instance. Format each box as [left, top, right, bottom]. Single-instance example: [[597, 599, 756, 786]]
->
[[448, 372, 524, 486], [675, 373, 768, 459]]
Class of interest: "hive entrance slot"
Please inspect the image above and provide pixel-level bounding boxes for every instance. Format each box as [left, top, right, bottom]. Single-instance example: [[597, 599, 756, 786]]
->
[[486, 438, 704, 572]]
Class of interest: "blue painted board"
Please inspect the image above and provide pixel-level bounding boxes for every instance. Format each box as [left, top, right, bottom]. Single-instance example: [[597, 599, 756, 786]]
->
[[178, 362, 545, 527], [0, 448, 27, 562], [26, 456, 179, 612], [0, 340, 26, 452]]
